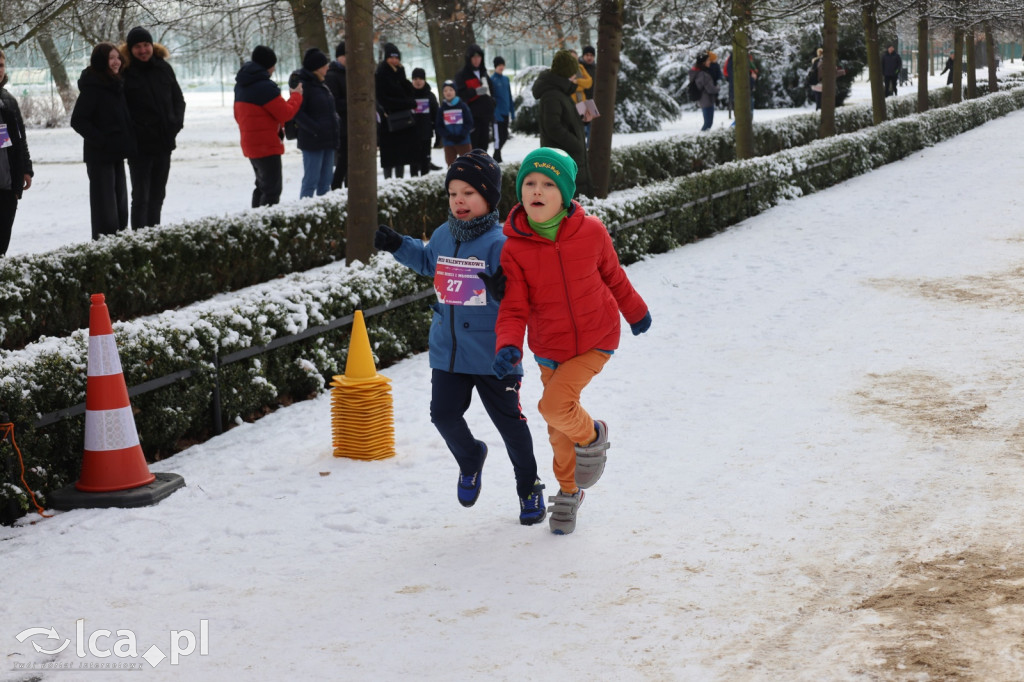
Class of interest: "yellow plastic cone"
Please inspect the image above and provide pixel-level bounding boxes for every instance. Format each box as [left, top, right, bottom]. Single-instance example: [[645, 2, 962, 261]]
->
[[330, 310, 396, 460]]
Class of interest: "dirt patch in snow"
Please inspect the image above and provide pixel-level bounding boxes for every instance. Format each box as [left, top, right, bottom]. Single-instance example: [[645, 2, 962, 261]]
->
[[857, 550, 1024, 680], [869, 266, 1024, 312], [854, 370, 989, 439]]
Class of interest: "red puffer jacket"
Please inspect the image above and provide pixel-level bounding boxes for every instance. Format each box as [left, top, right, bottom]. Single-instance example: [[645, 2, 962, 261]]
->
[[233, 61, 302, 159], [496, 202, 649, 364]]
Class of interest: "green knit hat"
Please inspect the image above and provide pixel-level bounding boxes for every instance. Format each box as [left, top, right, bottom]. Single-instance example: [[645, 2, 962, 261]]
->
[[516, 147, 578, 208], [551, 50, 578, 79]]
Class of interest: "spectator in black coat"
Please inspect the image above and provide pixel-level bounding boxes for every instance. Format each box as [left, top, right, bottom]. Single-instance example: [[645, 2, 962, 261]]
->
[[0, 49, 33, 256], [324, 41, 349, 189], [71, 43, 138, 240], [453, 44, 495, 152], [579, 46, 597, 99], [119, 26, 185, 229], [940, 52, 955, 86], [409, 67, 439, 176], [375, 43, 418, 179], [292, 48, 339, 198], [882, 45, 902, 97]]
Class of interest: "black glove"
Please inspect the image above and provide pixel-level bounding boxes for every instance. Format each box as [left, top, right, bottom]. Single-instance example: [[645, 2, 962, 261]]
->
[[374, 225, 403, 253], [477, 266, 506, 302]]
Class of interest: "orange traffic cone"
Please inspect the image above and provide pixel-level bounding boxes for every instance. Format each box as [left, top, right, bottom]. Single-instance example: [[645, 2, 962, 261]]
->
[[49, 294, 185, 510], [330, 310, 396, 460]]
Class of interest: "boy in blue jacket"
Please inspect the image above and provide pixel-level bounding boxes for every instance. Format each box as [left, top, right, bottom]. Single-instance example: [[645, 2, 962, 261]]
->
[[490, 57, 515, 163], [374, 150, 545, 525], [435, 79, 473, 166]]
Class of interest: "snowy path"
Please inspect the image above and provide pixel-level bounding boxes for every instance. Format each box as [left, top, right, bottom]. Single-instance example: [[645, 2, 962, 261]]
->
[[3, 109, 1024, 681]]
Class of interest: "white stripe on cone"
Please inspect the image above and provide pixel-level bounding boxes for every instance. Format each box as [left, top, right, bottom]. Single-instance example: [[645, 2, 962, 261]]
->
[[88, 334, 123, 377], [84, 406, 141, 451]]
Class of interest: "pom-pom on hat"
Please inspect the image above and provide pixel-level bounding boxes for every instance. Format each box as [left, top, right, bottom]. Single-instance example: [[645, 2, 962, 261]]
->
[[516, 147, 578, 209], [446, 149, 502, 211], [126, 26, 153, 49], [252, 45, 277, 70], [551, 50, 578, 79], [302, 47, 329, 71]]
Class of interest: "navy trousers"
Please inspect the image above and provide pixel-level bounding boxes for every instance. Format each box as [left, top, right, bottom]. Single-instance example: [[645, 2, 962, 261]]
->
[[430, 369, 538, 498]]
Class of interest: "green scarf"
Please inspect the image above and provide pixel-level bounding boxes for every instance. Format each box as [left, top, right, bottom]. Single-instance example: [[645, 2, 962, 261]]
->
[[527, 209, 568, 241]]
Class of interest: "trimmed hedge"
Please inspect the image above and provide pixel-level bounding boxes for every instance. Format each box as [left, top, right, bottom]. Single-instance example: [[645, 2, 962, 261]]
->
[[3, 85, 1022, 523], [0, 84, 976, 350]]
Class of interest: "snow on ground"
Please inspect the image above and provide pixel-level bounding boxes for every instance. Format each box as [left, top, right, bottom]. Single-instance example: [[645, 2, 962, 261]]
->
[[4, 69, 1024, 681]]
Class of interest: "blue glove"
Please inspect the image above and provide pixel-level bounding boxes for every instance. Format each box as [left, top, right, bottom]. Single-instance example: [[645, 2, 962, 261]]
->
[[630, 311, 652, 336], [492, 346, 522, 379]]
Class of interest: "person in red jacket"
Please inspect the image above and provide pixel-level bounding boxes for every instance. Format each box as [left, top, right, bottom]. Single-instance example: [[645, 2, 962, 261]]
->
[[491, 147, 652, 535], [233, 45, 303, 207]]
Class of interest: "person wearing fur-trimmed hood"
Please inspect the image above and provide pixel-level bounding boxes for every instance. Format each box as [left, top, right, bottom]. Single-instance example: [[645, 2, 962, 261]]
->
[[118, 26, 185, 229]]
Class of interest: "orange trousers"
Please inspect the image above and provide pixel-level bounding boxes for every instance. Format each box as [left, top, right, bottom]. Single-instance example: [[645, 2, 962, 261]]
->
[[537, 349, 611, 494]]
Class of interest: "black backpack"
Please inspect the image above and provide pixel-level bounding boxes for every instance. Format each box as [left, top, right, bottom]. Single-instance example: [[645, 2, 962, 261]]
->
[[688, 71, 701, 102]]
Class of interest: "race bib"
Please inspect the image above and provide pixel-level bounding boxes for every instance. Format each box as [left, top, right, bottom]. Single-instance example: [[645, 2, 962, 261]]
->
[[414, 98, 430, 114], [434, 256, 487, 306], [0, 124, 10, 149], [443, 109, 463, 125]]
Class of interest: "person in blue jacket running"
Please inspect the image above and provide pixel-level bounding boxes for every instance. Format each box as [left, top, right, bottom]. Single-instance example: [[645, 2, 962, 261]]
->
[[373, 149, 546, 526]]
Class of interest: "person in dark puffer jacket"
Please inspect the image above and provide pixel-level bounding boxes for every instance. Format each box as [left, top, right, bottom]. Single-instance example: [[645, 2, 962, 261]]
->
[[532, 50, 594, 198], [118, 26, 185, 229], [0, 48, 33, 256], [70, 43, 138, 240], [290, 48, 339, 198], [233, 45, 303, 207]]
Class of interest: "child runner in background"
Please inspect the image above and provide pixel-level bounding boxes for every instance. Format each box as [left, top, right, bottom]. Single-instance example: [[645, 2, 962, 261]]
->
[[374, 150, 546, 525], [492, 147, 652, 535], [490, 56, 515, 163], [409, 67, 439, 176], [435, 80, 473, 166]]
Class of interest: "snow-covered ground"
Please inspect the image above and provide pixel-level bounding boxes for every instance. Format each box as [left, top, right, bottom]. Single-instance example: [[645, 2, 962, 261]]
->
[[4, 67, 1024, 681]]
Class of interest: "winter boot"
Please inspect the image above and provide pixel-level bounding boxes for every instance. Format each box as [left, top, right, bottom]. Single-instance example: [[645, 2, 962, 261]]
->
[[457, 441, 488, 507], [574, 420, 609, 489], [548, 489, 584, 535], [518, 480, 546, 526]]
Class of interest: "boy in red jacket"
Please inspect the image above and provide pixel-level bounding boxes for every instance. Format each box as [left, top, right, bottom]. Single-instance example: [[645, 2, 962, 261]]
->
[[491, 147, 652, 534]]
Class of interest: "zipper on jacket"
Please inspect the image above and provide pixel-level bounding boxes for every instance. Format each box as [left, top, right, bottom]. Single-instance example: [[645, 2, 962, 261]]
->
[[554, 241, 581, 357], [447, 242, 461, 373]]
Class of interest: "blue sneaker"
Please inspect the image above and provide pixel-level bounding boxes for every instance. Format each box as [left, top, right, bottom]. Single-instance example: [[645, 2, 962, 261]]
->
[[518, 480, 546, 526], [457, 441, 487, 507]]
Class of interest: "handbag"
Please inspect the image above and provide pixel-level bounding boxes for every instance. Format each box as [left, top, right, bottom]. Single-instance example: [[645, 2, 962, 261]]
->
[[386, 108, 415, 132]]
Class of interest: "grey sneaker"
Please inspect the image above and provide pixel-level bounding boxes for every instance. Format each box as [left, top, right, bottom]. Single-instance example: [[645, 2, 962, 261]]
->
[[574, 420, 609, 489], [548, 489, 585, 535]]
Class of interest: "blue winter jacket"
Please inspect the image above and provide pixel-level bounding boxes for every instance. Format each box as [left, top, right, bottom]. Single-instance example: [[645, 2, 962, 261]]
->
[[392, 220, 518, 376], [491, 71, 515, 122], [435, 98, 473, 147]]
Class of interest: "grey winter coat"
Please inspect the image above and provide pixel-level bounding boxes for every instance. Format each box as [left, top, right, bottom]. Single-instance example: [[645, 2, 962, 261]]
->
[[694, 68, 719, 108]]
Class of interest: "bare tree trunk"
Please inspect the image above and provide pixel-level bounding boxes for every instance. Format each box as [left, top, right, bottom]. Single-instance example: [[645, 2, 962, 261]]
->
[[420, 0, 476, 83], [731, 0, 753, 159], [965, 30, 976, 99], [590, 0, 623, 198], [344, 0, 376, 265], [984, 21, 997, 93], [861, 0, 885, 124], [916, 4, 928, 112], [288, 0, 329, 55], [951, 27, 963, 103], [36, 28, 75, 114], [819, 0, 838, 138]]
